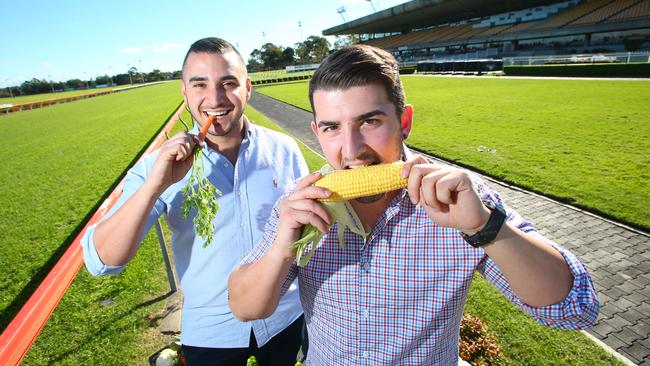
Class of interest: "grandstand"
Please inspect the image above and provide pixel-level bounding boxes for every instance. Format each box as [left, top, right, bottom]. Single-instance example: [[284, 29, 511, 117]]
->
[[323, 0, 650, 67]]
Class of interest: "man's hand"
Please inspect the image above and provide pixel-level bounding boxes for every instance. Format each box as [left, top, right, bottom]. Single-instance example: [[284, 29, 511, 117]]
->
[[145, 132, 199, 196], [402, 155, 491, 235], [272, 172, 332, 260]]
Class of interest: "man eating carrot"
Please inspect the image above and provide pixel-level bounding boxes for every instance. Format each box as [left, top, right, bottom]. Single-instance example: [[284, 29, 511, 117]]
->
[[81, 37, 306, 366], [228, 44, 599, 365]]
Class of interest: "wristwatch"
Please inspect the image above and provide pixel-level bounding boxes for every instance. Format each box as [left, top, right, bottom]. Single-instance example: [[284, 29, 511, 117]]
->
[[462, 205, 507, 248]]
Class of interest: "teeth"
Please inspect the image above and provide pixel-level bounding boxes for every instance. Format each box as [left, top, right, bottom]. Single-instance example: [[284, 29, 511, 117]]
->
[[206, 111, 228, 116]]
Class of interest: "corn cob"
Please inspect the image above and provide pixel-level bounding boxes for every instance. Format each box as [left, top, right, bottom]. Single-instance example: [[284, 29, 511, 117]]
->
[[314, 161, 407, 202]]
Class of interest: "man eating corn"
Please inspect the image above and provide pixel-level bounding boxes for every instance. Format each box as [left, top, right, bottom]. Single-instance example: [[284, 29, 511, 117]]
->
[[228, 45, 599, 365]]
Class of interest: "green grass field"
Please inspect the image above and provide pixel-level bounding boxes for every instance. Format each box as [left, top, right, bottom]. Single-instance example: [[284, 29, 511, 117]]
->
[[256, 76, 650, 230], [0, 81, 183, 364]]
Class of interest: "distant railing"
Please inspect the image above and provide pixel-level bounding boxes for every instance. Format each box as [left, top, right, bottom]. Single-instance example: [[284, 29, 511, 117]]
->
[[503, 51, 650, 66], [0, 81, 168, 115]]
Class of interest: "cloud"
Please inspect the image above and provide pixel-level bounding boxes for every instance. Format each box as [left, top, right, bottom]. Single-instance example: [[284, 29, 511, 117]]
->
[[42, 62, 52, 68], [148, 43, 186, 53], [120, 47, 142, 54], [120, 43, 185, 55]]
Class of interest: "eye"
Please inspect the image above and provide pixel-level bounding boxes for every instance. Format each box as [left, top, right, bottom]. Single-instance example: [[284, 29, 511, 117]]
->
[[363, 118, 379, 125], [192, 82, 206, 88], [223, 81, 237, 88], [321, 124, 339, 132]]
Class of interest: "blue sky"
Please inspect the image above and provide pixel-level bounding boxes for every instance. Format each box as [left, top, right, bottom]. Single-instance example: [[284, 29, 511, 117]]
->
[[0, 0, 406, 88]]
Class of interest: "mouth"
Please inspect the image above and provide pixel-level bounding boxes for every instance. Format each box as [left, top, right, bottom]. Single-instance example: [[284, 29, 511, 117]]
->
[[343, 161, 379, 170], [205, 110, 231, 118]]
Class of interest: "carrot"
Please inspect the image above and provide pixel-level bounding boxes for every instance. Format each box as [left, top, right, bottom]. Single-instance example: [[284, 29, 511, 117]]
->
[[197, 115, 215, 144]]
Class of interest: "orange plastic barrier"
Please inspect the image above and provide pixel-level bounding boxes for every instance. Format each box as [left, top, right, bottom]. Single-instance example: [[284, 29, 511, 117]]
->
[[0, 102, 185, 366]]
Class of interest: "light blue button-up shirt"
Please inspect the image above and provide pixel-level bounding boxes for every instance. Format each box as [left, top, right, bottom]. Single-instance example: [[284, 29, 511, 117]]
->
[[82, 119, 308, 348]]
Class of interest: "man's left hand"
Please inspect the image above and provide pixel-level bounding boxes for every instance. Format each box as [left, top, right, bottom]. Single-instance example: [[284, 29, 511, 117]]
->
[[402, 155, 491, 235]]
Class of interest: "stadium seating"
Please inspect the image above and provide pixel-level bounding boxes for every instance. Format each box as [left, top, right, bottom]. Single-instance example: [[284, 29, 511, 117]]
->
[[569, 0, 641, 25], [609, 0, 650, 22]]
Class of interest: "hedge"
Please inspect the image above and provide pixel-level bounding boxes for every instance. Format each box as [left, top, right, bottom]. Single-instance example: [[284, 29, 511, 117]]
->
[[503, 63, 650, 77]]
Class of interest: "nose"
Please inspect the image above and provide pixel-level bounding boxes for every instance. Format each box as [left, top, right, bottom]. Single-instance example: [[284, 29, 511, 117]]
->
[[341, 125, 366, 162], [205, 84, 229, 106]]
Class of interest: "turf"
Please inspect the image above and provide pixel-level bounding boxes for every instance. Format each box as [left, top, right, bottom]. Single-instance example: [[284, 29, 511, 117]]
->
[[0, 81, 183, 364], [256, 76, 650, 230]]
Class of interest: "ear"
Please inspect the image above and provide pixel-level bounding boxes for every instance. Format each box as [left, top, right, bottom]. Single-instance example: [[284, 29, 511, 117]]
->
[[245, 78, 252, 101], [310, 120, 318, 137], [400, 104, 414, 139], [181, 81, 189, 105]]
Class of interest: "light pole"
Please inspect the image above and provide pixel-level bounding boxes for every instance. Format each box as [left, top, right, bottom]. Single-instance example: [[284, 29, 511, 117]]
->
[[298, 21, 303, 43], [48, 75, 54, 93], [4, 79, 13, 98], [108, 66, 114, 86], [337, 7, 348, 22], [366, 0, 376, 13], [127, 63, 133, 84]]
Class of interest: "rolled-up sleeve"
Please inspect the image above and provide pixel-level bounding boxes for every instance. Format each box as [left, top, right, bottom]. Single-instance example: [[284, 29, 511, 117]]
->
[[81, 158, 165, 277], [474, 175, 599, 329], [479, 238, 599, 329]]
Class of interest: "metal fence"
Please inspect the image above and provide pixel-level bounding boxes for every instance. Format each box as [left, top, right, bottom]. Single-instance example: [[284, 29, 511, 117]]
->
[[503, 52, 650, 66]]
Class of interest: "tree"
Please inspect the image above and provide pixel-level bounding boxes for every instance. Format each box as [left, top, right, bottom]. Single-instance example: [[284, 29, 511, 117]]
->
[[95, 75, 112, 85], [66, 79, 84, 89], [333, 35, 360, 50], [260, 43, 284, 70], [295, 35, 331, 64], [20, 78, 51, 95], [282, 47, 296, 66], [113, 73, 131, 85], [147, 69, 162, 81], [247, 48, 264, 72]]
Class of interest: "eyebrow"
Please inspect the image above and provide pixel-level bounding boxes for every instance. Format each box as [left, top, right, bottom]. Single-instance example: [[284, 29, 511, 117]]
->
[[188, 75, 239, 83], [317, 109, 387, 128], [357, 109, 386, 121]]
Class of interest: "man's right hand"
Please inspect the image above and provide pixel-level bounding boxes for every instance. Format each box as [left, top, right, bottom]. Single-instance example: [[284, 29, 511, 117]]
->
[[145, 132, 199, 196], [272, 172, 332, 260]]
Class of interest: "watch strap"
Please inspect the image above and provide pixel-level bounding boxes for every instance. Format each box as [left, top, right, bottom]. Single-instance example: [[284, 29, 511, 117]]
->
[[462, 205, 507, 248]]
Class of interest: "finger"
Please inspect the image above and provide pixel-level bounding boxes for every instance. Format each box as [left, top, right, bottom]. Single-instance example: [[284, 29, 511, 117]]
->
[[421, 170, 449, 212], [297, 171, 323, 189], [435, 171, 472, 205], [406, 164, 441, 204], [289, 185, 331, 202], [401, 154, 429, 178], [291, 209, 331, 234], [287, 199, 332, 226]]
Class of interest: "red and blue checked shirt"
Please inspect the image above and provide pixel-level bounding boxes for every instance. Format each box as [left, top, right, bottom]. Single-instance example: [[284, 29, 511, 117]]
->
[[243, 176, 599, 365]]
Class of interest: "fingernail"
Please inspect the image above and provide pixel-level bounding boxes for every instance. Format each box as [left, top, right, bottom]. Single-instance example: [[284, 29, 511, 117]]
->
[[402, 167, 409, 179], [322, 189, 331, 197]]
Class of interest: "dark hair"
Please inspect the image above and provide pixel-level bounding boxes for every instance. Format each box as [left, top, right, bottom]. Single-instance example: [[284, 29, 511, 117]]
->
[[182, 37, 245, 73], [308, 44, 405, 117]]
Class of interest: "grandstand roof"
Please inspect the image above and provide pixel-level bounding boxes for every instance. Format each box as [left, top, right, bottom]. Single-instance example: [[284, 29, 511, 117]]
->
[[323, 0, 562, 35]]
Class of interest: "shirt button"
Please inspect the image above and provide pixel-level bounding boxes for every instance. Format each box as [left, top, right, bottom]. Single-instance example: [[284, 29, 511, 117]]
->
[[363, 309, 369, 318], [223, 162, 228, 167], [362, 351, 369, 358]]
